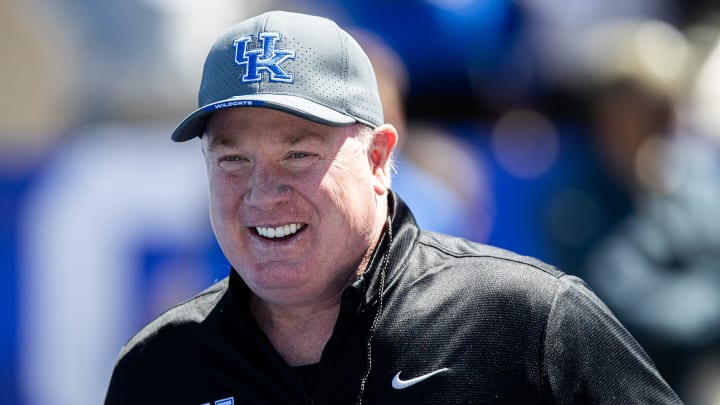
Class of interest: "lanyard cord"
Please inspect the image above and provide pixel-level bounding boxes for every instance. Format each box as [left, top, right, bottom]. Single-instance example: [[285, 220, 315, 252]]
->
[[356, 215, 392, 405]]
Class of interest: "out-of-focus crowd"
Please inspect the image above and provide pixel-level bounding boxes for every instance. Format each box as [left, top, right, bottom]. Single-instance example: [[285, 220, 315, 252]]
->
[[2, 0, 720, 404]]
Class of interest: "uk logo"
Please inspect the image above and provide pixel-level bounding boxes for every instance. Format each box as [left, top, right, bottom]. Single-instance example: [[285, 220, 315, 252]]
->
[[199, 397, 234, 405], [233, 32, 296, 83]]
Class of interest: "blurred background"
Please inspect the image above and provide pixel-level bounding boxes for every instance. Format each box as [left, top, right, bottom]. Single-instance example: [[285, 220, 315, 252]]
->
[[2, 0, 720, 403]]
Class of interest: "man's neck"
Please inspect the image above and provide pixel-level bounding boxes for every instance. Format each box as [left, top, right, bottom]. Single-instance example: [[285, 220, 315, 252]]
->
[[249, 228, 383, 366], [250, 199, 389, 366], [250, 293, 342, 366]]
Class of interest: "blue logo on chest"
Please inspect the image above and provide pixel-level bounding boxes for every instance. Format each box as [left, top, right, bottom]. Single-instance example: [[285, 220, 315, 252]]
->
[[233, 32, 296, 83]]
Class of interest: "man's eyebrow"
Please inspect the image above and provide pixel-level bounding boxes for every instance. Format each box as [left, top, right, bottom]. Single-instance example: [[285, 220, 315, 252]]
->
[[206, 133, 235, 151], [282, 130, 326, 146]]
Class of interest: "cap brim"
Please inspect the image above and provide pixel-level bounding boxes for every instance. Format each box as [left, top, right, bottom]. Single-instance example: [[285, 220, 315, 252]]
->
[[171, 94, 357, 142]]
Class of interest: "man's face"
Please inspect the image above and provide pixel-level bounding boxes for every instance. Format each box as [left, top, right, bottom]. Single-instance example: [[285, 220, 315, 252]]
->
[[203, 107, 388, 306]]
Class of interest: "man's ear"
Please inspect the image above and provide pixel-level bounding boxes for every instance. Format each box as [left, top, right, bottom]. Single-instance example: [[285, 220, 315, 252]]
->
[[368, 124, 398, 195]]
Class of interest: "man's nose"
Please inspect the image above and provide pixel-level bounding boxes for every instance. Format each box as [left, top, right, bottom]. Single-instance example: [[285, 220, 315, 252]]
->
[[243, 164, 292, 209]]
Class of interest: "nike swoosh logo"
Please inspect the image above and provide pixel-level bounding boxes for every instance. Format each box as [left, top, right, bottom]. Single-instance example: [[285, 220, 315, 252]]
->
[[391, 368, 449, 389]]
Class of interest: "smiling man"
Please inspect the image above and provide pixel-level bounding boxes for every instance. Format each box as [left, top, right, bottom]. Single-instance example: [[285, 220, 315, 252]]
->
[[202, 108, 394, 367], [105, 10, 682, 405]]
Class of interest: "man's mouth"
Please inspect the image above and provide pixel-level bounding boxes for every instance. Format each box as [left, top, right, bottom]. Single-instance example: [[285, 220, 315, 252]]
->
[[254, 223, 306, 240]]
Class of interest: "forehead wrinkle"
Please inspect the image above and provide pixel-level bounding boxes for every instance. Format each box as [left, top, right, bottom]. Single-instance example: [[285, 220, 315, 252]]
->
[[206, 127, 326, 153], [204, 109, 355, 152]]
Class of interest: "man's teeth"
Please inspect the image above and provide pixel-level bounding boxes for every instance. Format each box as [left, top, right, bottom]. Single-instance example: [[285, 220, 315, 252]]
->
[[256, 223, 304, 239]]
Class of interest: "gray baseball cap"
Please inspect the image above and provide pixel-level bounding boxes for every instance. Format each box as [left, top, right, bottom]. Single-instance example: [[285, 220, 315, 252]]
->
[[171, 10, 384, 142]]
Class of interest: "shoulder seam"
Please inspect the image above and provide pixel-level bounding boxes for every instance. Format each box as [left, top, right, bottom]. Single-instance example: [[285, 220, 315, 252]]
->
[[416, 237, 562, 278], [540, 274, 563, 401]]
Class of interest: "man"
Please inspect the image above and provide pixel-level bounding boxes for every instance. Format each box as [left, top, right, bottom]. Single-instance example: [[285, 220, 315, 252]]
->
[[106, 10, 682, 404]]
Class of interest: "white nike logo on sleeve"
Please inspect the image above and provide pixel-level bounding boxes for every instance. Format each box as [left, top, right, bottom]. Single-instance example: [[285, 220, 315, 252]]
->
[[391, 368, 450, 389]]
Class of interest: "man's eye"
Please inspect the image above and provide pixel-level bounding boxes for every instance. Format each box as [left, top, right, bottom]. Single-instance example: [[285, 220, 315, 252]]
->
[[221, 155, 245, 162], [217, 155, 249, 170], [288, 152, 310, 159]]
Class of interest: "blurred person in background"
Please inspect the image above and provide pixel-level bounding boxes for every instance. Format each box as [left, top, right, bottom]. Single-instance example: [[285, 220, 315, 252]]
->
[[575, 21, 720, 404], [586, 75, 720, 405], [351, 29, 491, 242]]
